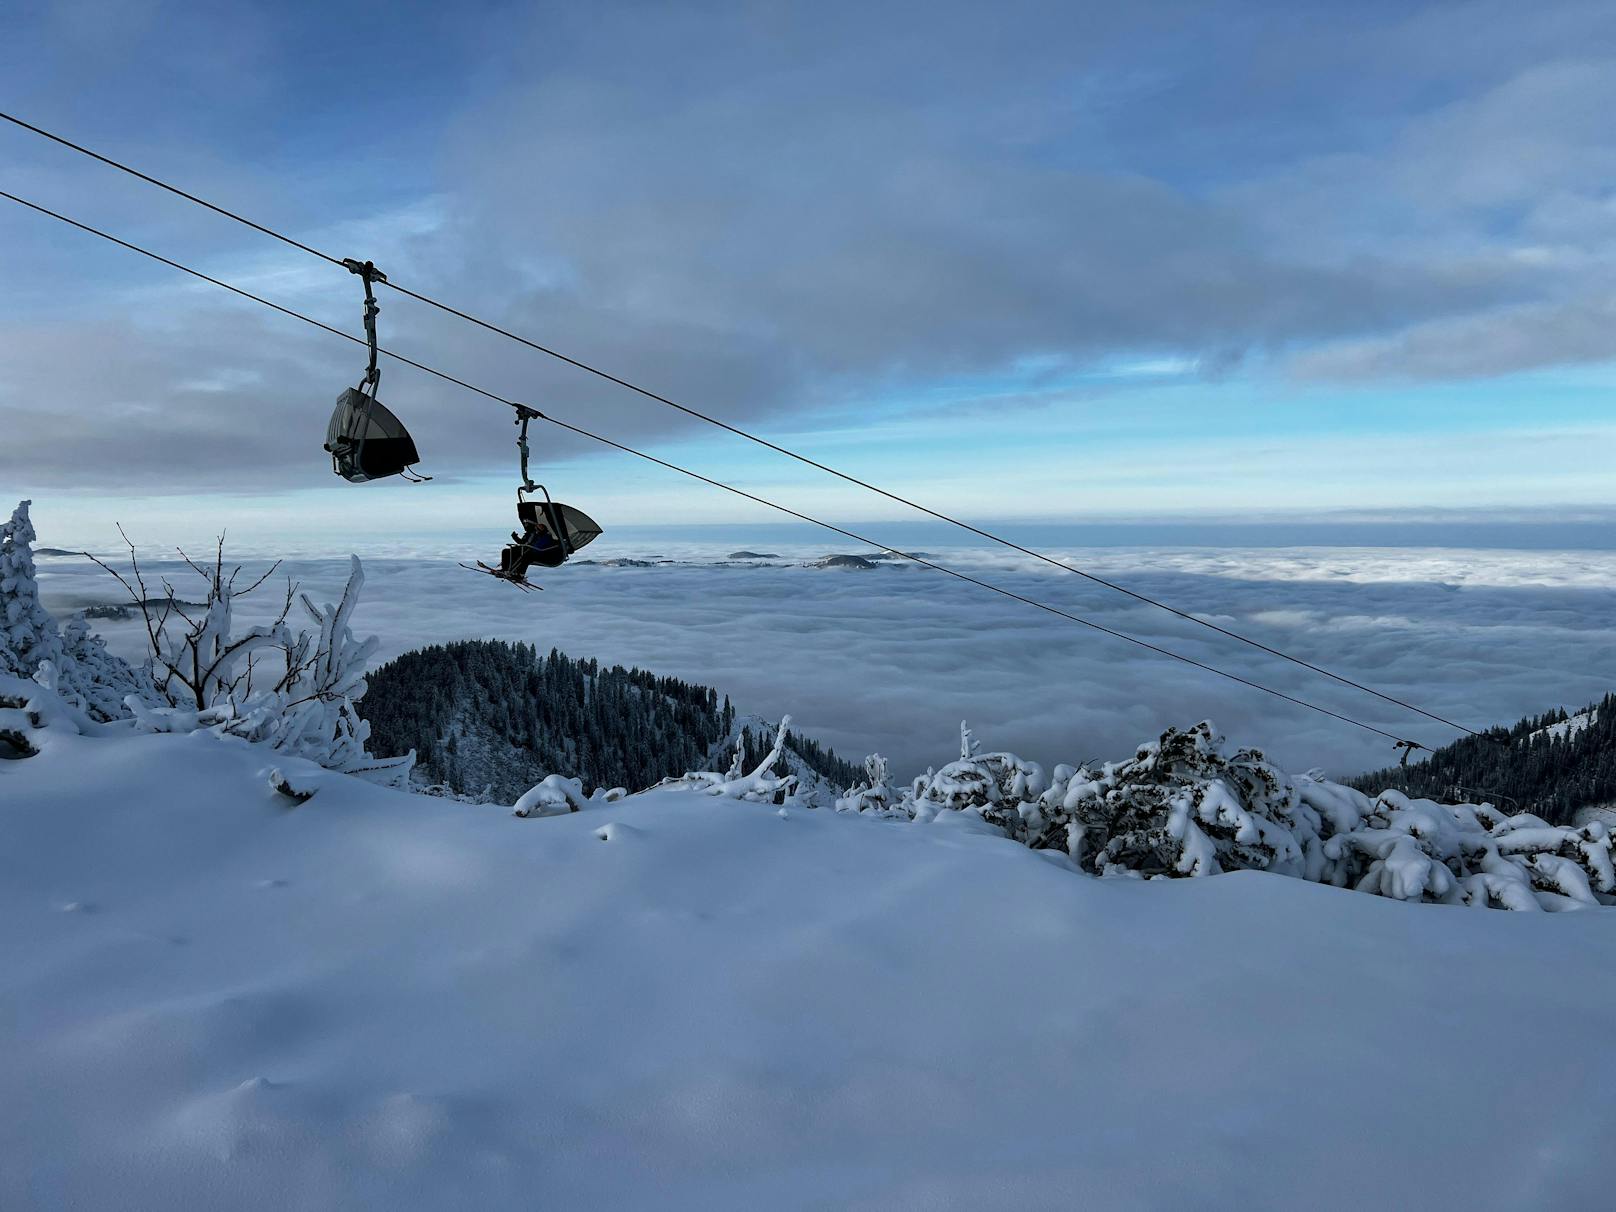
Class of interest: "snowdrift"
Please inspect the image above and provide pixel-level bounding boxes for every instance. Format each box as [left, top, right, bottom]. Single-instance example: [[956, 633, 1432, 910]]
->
[[5, 724, 1616, 1210]]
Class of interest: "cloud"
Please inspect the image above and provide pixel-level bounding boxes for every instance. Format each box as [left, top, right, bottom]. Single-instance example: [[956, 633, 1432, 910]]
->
[[1233, 52, 1616, 381], [5, 1, 1616, 500], [436, 4, 1521, 397], [1288, 296, 1616, 381], [35, 542, 1616, 784]]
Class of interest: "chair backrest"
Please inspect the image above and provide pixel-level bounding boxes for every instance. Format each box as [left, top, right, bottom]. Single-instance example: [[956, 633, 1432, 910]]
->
[[325, 389, 422, 482], [515, 495, 604, 562]]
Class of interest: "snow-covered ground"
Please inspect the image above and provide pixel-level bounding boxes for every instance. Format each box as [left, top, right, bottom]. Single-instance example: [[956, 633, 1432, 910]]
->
[[5, 727, 1615, 1210], [1532, 706, 1600, 743]]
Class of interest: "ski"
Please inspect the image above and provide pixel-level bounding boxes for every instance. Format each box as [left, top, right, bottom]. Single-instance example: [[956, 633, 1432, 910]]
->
[[459, 562, 543, 592]]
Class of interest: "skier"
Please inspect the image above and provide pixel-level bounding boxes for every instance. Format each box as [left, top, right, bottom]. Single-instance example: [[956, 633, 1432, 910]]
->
[[499, 516, 561, 584]]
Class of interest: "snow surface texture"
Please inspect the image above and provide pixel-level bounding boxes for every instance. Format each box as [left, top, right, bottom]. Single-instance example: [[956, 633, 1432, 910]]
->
[[5, 723, 1616, 1210]]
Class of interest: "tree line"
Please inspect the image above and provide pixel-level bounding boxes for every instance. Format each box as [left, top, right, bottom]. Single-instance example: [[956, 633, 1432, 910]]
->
[[360, 639, 860, 802], [1350, 694, 1616, 824]]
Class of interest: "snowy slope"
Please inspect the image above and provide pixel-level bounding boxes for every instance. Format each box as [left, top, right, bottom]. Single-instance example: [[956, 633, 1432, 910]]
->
[[1532, 706, 1600, 742], [4, 729, 1616, 1210]]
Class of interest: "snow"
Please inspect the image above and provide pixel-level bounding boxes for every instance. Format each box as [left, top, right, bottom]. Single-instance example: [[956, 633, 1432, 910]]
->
[[1531, 706, 1599, 742], [6, 727, 1616, 1209], [1575, 802, 1616, 830]]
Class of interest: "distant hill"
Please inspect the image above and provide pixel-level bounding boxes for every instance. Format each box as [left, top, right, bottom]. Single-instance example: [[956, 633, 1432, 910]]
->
[[79, 597, 206, 621], [360, 640, 861, 803], [814, 554, 877, 569], [1350, 694, 1615, 824]]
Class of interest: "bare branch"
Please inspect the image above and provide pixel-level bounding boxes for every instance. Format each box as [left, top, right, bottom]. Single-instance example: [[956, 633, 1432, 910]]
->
[[237, 559, 286, 599]]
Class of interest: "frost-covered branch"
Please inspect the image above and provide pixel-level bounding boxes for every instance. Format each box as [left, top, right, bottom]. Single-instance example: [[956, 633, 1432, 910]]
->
[[94, 538, 413, 787], [662, 715, 799, 802]]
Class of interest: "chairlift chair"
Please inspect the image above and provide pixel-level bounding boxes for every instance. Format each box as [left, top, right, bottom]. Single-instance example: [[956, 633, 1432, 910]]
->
[[323, 259, 428, 483], [515, 485, 604, 569], [325, 388, 424, 482], [463, 405, 603, 589]]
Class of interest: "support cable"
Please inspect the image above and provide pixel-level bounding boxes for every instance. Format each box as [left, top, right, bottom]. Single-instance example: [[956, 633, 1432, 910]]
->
[[0, 185, 1435, 749], [0, 109, 1485, 736]]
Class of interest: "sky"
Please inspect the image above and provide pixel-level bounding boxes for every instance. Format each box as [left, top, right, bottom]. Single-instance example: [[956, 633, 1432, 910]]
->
[[2, 0, 1614, 551]]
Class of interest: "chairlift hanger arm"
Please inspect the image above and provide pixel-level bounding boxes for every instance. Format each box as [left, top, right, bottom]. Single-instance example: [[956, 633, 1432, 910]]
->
[[514, 404, 545, 493], [342, 258, 386, 394]]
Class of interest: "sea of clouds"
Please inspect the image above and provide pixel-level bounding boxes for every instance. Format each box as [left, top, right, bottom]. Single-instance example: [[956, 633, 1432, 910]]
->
[[35, 541, 1616, 784]]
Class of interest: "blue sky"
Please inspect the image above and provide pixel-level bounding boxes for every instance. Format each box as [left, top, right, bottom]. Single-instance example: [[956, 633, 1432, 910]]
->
[[3, 0, 1615, 551]]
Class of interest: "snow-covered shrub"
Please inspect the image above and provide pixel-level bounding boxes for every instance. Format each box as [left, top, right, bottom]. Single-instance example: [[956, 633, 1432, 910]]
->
[[0, 668, 99, 758], [907, 722, 1046, 829], [704, 712, 853, 808], [908, 718, 1616, 911], [663, 715, 799, 803], [836, 754, 904, 815], [99, 539, 413, 787], [513, 774, 589, 817], [1315, 789, 1616, 911], [1023, 721, 1302, 878], [0, 680, 41, 758], [511, 776, 630, 817], [93, 533, 297, 718], [267, 766, 321, 803], [57, 616, 151, 720], [876, 718, 1614, 912], [1, 501, 147, 721]]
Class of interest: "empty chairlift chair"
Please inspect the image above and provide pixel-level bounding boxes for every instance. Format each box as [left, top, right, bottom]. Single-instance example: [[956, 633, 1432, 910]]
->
[[325, 388, 425, 482], [322, 257, 428, 483]]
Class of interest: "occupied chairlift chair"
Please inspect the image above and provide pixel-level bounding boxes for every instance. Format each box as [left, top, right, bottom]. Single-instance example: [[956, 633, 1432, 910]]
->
[[324, 259, 428, 483], [481, 406, 604, 589]]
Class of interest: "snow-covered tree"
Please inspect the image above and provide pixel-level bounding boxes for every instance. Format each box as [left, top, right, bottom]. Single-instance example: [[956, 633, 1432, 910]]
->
[[1, 501, 148, 721], [1, 501, 63, 679]]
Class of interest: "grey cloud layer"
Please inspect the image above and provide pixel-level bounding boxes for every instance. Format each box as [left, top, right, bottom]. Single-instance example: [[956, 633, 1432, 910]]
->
[[37, 545, 1616, 782], [4, 0, 1615, 491]]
